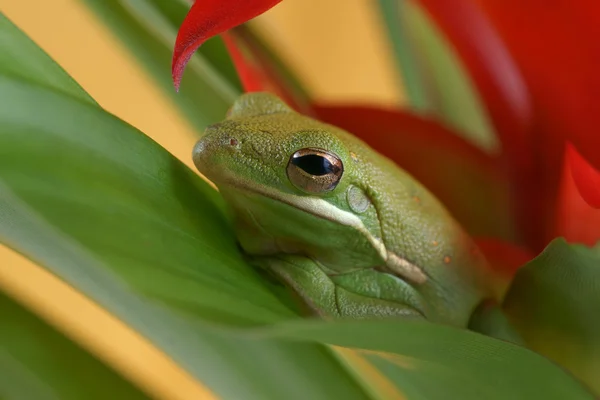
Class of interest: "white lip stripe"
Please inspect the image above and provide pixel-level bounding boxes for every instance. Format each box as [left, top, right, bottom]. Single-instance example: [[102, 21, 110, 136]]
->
[[386, 252, 428, 284], [227, 179, 427, 284]]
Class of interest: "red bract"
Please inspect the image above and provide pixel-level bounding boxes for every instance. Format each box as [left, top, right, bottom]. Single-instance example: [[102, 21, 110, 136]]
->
[[221, 27, 314, 116], [172, 1, 600, 254], [313, 105, 514, 241], [172, 0, 281, 90], [403, 0, 600, 249], [555, 145, 600, 246], [567, 144, 600, 209]]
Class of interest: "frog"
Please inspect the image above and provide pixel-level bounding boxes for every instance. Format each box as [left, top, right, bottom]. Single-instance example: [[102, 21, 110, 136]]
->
[[193, 92, 518, 336]]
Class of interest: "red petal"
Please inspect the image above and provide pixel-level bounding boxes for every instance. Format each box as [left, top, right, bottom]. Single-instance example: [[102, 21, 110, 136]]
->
[[567, 143, 600, 209], [172, 0, 281, 90], [554, 145, 600, 246], [314, 104, 515, 240], [474, 0, 600, 172], [474, 238, 534, 279], [417, 0, 533, 150], [417, 0, 543, 247], [222, 27, 315, 116]]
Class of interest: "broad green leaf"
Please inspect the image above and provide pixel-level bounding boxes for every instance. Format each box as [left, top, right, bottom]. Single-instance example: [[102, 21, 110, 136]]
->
[[0, 76, 291, 326], [0, 76, 593, 400], [255, 318, 594, 400], [80, 0, 240, 131], [1, 21, 594, 400], [0, 13, 93, 104], [0, 288, 149, 400], [377, 0, 499, 153], [503, 238, 600, 395], [0, 76, 375, 400]]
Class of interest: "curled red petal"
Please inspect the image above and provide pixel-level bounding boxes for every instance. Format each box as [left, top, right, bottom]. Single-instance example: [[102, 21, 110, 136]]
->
[[417, 0, 542, 247], [474, 237, 535, 298], [474, 0, 600, 172], [314, 104, 515, 241], [172, 0, 281, 90], [554, 145, 600, 246], [567, 143, 600, 209], [470, 0, 600, 247], [474, 238, 534, 279]]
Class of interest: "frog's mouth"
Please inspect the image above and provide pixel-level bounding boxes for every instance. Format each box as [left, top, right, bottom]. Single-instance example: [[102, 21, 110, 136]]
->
[[217, 176, 429, 287]]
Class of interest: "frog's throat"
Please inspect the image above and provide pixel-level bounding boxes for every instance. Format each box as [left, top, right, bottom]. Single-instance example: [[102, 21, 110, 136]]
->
[[222, 179, 428, 285]]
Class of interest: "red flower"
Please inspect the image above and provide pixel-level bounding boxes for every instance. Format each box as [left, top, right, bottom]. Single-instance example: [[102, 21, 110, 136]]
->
[[173, 0, 600, 267]]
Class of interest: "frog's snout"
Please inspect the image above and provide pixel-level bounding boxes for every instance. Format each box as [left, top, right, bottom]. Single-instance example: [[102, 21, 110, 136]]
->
[[192, 122, 241, 176]]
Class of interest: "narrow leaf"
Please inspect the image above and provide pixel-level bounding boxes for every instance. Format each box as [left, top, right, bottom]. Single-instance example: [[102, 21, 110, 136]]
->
[[381, 0, 500, 153], [125, 0, 243, 91], [81, 0, 240, 130], [223, 25, 315, 115], [376, 0, 434, 111]]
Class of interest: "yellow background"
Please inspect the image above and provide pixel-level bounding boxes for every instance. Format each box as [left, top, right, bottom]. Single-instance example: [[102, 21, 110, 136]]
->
[[0, 1, 402, 399]]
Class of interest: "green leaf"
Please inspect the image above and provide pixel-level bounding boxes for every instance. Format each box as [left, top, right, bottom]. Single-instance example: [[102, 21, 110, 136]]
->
[[376, 0, 433, 111], [0, 13, 93, 104], [1, 22, 593, 400], [377, 0, 499, 153], [0, 75, 291, 326], [0, 76, 377, 400], [503, 238, 600, 395], [80, 0, 240, 131], [0, 76, 593, 400], [0, 288, 149, 400], [256, 318, 594, 400]]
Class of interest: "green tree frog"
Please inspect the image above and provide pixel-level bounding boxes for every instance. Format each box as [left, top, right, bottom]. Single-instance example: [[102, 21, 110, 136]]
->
[[193, 92, 511, 331]]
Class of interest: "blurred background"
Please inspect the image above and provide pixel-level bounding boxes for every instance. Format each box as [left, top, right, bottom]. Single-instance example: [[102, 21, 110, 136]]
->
[[0, 1, 403, 399]]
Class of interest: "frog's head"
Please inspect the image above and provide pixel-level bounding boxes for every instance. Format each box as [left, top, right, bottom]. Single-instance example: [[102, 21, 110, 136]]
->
[[193, 92, 387, 271]]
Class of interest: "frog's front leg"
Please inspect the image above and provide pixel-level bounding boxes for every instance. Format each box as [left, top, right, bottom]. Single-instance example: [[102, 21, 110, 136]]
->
[[253, 255, 425, 320]]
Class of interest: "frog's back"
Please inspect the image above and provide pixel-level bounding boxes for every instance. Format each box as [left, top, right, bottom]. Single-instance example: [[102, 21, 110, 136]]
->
[[332, 126, 500, 326]]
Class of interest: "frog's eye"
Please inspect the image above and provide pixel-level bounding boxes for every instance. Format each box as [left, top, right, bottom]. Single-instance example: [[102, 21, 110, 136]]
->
[[287, 148, 344, 194]]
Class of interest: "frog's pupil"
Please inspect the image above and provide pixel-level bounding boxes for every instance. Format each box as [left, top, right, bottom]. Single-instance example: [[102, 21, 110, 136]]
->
[[292, 154, 336, 176]]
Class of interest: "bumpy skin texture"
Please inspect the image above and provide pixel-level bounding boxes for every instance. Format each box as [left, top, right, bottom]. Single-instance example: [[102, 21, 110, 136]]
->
[[193, 92, 502, 327]]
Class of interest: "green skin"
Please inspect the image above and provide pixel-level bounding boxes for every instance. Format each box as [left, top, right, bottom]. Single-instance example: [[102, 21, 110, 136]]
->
[[194, 92, 515, 333]]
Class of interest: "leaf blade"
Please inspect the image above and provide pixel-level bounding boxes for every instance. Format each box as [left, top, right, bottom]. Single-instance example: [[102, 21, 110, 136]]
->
[[0, 13, 93, 104], [503, 238, 600, 394], [0, 288, 150, 400]]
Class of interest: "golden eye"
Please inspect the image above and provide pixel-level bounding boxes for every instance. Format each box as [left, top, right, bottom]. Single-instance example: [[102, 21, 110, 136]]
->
[[286, 148, 344, 194]]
